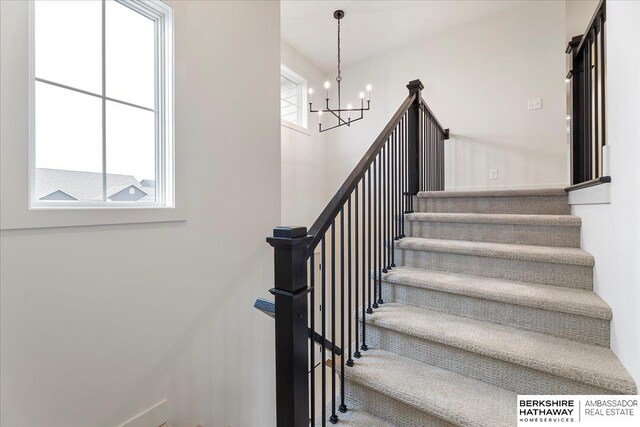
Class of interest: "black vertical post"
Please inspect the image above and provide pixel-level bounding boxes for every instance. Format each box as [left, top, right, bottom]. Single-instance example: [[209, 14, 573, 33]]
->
[[354, 184, 361, 359], [330, 221, 337, 424], [267, 226, 312, 427], [407, 80, 423, 210]]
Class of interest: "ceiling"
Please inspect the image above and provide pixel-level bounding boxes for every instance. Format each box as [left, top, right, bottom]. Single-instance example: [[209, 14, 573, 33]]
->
[[281, 1, 519, 72]]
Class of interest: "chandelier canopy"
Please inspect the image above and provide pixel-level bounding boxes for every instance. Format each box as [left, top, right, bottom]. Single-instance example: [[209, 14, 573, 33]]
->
[[308, 10, 371, 133]]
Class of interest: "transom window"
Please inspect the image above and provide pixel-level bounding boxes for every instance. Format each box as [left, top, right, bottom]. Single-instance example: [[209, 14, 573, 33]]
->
[[30, 0, 174, 207], [280, 65, 307, 128]]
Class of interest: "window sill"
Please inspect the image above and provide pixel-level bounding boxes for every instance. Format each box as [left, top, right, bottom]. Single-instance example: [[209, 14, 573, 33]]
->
[[281, 119, 310, 136], [1, 205, 187, 230]]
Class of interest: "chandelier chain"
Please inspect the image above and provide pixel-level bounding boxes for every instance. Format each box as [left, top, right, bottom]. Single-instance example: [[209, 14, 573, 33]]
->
[[337, 17, 341, 79]]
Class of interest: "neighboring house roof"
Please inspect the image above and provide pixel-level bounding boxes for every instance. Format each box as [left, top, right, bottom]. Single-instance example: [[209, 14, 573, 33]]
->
[[106, 183, 148, 202], [35, 168, 155, 202], [39, 189, 78, 201]]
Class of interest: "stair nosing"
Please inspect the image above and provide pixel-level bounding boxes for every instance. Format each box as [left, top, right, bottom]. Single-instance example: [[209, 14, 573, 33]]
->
[[381, 266, 611, 320], [365, 303, 636, 394], [417, 188, 567, 198], [405, 212, 581, 227], [396, 237, 595, 266]]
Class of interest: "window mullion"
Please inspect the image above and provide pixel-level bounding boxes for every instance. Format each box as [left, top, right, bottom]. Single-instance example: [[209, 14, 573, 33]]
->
[[101, 0, 107, 202]]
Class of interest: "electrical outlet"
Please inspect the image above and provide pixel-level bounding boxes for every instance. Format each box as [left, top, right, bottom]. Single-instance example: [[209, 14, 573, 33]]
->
[[528, 98, 542, 110], [489, 169, 498, 180]]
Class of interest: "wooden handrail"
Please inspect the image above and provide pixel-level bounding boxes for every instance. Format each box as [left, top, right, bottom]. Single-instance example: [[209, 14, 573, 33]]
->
[[574, 0, 606, 55], [420, 97, 449, 138]]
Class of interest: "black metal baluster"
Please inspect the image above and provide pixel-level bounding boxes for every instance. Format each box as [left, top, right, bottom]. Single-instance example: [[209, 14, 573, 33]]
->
[[339, 208, 347, 414], [425, 109, 429, 190], [387, 130, 392, 270], [426, 113, 430, 191], [420, 109, 429, 191], [310, 254, 315, 426], [392, 124, 397, 267], [330, 221, 337, 424], [367, 164, 373, 315], [347, 195, 354, 367], [599, 14, 606, 150], [321, 237, 327, 427], [372, 156, 378, 310], [401, 114, 406, 236], [384, 139, 389, 272], [354, 184, 361, 359], [418, 108, 422, 191], [422, 107, 426, 191], [360, 168, 371, 351], [382, 143, 388, 274], [418, 108, 421, 191], [377, 152, 382, 306], [430, 112, 433, 190]]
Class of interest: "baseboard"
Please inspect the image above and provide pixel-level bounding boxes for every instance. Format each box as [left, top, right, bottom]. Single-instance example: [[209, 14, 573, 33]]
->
[[445, 182, 569, 192], [118, 399, 169, 427]]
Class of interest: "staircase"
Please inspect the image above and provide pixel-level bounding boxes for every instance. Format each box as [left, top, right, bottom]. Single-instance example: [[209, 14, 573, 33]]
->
[[340, 188, 636, 426], [261, 78, 637, 427]]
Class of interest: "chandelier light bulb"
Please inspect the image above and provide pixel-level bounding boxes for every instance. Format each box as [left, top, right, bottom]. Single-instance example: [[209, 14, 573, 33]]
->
[[324, 81, 330, 89], [347, 104, 353, 110], [359, 92, 365, 99], [347, 104, 353, 119], [366, 85, 372, 91]]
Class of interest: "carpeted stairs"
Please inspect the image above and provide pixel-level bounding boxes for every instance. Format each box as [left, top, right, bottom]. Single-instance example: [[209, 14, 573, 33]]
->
[[338, 188, 637, 427]]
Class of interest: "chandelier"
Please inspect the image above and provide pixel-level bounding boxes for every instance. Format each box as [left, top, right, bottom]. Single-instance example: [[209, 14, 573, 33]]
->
[[308, 10, 371, 133]]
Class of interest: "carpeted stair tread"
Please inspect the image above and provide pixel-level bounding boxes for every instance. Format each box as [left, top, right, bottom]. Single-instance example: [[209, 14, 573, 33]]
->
[[405, 212, 581, 227], [381, 267, 611, 319], [365, 303, 637, 394], [314, 407, 397, 427], [396, 237, 594, 266], [344, 348, 516, 427], [418, 188, 567, 198]]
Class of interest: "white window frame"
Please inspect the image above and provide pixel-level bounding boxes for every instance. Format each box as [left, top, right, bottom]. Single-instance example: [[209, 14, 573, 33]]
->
[[28, 0, 174, 209], [280, 65, 308, 130]]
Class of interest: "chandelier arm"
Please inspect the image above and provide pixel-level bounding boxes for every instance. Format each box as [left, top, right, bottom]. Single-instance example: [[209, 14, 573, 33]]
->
[[326, 107, 350, 126], [320, 121, 350, 133], [310, 106, 370, 113]]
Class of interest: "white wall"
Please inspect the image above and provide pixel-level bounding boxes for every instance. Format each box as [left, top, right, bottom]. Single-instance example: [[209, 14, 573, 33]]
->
[[566, 0, 599, 42], [322, 1, 568, 193], [571, 0, 640, 386], [0, 1, 280, 426], [280, 42, 329, 227]]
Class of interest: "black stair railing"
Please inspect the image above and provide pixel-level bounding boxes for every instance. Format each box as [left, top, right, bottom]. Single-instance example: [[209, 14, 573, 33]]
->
[[262, 79, 448, 427], [566, 0, 607, 186]]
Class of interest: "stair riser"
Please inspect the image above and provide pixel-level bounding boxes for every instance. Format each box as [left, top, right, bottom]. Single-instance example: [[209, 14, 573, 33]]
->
[[345, 381, 456, 427], [417, 196, 571, 215], [406, 221, 580, 247], [381, 282, 610, 347], [365, 324, 626, 395], [395, 248, 593, 289]]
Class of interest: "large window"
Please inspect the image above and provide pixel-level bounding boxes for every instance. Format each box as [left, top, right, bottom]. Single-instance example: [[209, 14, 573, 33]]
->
[[30, 0, 173, 207], [280, 65, 307, 128]]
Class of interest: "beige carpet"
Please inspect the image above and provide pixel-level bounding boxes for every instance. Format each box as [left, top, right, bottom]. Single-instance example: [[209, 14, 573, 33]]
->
[[340, 188, 636, 427]]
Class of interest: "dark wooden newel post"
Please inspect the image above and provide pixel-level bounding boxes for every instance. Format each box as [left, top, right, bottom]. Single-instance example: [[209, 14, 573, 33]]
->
[[406, 79, 423, 211], [267, 226, 312, 427]]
